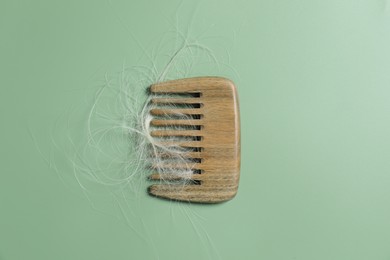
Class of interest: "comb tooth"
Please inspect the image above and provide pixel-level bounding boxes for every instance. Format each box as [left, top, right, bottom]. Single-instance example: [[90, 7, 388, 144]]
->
[[151, 98, 202, 104], [148, 173, 203, 181], [151, 152, 202, 158], [151, 163, 202, 169], [149, 185, 229, 203], [150, 130, 202, 137], [150, 119, 203, 126], [150, 108, 202, 116], [148, 185, 198, 201], [151, 83, 201, 93], [156, 141, 203, 148], [148, 173, 182, 181]]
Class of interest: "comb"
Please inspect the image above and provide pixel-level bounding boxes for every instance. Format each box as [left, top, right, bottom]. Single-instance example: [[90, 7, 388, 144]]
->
[[147, 77, 240, 203]]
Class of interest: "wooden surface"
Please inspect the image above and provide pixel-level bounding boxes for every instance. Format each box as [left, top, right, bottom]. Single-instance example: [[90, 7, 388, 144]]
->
[[148, 77, 241, 203]]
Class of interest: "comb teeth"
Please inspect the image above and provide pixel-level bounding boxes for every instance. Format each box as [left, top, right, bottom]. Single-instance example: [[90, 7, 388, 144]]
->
[[147, 77, 240, 203]]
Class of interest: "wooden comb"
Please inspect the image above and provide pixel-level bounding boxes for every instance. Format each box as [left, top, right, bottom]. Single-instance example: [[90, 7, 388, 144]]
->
[[147, 77, 240, 203]]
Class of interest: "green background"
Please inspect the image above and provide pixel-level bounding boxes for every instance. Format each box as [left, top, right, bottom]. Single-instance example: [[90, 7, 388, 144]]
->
[[1, 0, 390, 259]]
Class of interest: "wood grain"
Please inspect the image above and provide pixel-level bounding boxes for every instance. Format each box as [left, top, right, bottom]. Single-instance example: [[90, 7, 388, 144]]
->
[[148, 77, 240, 203]]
